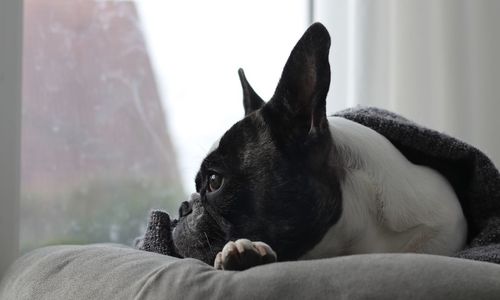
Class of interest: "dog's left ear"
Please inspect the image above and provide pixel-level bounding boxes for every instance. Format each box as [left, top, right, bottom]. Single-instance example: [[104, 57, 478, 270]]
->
[[266, 23, 331, 140], [238, 68, 265, 116]]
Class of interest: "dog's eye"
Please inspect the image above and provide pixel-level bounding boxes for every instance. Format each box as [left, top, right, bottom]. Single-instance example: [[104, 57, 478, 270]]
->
[[208, 173, 224, 193]]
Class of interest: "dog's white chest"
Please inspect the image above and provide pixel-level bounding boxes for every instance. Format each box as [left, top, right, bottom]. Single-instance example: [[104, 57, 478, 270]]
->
[[300, 117, 467, 259]]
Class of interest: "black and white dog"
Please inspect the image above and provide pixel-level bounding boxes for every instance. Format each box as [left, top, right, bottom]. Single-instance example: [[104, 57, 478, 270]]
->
[[172, 23, 467, 270]]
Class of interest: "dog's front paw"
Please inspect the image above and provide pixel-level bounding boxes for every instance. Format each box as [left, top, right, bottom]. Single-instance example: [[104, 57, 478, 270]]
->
[[214, 239, 277, 271]]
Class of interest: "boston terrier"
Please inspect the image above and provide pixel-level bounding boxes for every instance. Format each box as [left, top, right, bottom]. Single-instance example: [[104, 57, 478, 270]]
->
[[172, 23, 467, 271]]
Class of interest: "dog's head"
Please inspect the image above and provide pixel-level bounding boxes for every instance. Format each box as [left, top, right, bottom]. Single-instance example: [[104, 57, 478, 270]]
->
[[172, 23, 343, 264]]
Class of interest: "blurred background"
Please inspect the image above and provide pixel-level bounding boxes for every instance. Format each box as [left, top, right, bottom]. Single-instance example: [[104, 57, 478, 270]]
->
[[15, 0, 500, 253], [19, 0, 308, 252]]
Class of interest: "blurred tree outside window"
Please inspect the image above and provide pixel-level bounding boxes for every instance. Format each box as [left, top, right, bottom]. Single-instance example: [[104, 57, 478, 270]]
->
[[21, 0, 184, 252]]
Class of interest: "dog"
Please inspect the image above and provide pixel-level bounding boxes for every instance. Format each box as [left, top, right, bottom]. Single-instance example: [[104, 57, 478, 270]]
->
[[171, 22, 467, 271]]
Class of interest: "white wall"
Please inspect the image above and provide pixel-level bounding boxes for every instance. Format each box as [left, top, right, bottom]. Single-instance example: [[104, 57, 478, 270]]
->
[[0, 0, 22, 278]]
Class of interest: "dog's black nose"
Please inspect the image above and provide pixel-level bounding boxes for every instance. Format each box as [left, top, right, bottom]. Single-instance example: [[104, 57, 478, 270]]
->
[[179, 201, 193, 218]]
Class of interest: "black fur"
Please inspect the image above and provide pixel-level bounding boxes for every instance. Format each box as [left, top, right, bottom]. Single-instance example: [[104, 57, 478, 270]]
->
[[239, 68, 265, 116], [172, 23, 343, 264]]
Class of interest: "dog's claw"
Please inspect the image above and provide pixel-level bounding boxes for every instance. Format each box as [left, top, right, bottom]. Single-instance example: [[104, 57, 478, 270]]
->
[[214, 239, 277, 270]]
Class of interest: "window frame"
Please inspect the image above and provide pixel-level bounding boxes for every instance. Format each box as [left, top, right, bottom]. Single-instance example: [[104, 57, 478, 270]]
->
[[0, 0, 22, 278]]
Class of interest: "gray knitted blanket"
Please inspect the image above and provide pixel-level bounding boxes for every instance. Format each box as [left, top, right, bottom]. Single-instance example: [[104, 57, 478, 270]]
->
[[137, 106, 500, 264]]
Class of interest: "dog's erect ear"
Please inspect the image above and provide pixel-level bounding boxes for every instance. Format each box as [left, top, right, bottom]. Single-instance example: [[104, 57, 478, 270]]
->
[[266, 23, 331, 138], [238, 68, 265, 116]]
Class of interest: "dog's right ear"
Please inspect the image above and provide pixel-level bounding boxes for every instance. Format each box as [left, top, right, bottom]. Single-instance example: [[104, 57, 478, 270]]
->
[[264, 23, 331, 144], [238, 68, 265, 116]]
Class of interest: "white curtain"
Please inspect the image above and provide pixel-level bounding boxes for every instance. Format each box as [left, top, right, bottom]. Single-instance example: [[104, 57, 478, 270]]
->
[[315, 0, 500, 167]]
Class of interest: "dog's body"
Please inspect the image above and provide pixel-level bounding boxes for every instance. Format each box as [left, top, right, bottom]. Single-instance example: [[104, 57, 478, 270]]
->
[[301, 116, 466, 259], [171, 23, 467, 270]]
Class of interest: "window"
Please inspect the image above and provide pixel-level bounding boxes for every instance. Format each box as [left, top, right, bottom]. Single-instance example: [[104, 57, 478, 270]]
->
[[21, 0, 185, 251]]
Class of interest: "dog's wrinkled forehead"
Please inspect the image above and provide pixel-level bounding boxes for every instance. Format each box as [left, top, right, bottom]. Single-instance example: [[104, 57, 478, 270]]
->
[[208, 112, 275, 169]]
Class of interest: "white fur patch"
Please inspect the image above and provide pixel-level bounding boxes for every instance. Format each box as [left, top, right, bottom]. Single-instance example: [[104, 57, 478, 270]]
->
[[300, 117, 467, 259], [209, 138, 221, 154]]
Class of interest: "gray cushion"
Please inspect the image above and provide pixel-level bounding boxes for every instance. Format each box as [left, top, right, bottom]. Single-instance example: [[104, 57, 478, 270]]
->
[[1, 244, 500, 299]]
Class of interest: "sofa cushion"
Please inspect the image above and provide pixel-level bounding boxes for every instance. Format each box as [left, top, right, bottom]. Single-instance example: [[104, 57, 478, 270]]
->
[[2, 244, 500, 299]]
